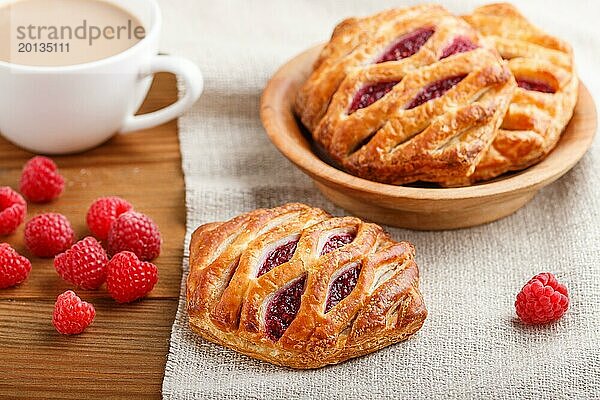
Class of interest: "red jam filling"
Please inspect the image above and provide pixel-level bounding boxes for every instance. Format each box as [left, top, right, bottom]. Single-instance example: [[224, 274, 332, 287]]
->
[[440, 36, 478, 59], [348, 81, 399, 114], [257, 239, 299, 277], [405, 74, 467, 110], [376, 27, 435, 63], [320, 232, 356, 256], [324, 264, 361, 313], [265, 275, 306, 341], [516, 78, 556, 93]]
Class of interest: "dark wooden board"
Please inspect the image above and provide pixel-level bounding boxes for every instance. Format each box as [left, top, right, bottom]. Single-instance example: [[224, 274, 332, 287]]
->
[[0, 73, 184, 399]]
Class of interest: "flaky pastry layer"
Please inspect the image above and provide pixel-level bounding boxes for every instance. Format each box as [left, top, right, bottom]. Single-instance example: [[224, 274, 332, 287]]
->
[[187, 203, 426, 369], [457, 3, 578, 184], [295, 3, 578, 186]]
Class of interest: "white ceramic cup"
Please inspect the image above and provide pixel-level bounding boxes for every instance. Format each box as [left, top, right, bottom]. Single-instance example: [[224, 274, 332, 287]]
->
[[0, 0, 203, 154]]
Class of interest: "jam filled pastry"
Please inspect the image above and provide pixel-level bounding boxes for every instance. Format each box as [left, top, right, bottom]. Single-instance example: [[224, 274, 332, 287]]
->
[[186, 203, 426, 368], [295, 4, 516, 186], [460, 3, 579, 184]]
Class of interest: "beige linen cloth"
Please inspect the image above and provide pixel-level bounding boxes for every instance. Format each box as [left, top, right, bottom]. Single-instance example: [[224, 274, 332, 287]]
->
[[157, 0, 600, 398]]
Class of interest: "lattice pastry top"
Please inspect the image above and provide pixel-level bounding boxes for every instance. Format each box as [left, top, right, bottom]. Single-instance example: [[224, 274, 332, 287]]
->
[[295, 4, 516, 185], [186, 203, 426, 368], [458, 3, 578, 184]]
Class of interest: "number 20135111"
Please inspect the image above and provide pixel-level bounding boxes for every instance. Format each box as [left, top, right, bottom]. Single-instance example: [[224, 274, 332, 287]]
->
[[17, 42, 70, 53]]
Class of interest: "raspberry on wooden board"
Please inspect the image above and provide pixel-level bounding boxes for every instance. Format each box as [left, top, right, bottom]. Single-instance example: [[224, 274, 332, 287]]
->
[[25, 213, 75, 258], [19, 156, 65, 203], [54, 237, 109, 290], [86, 196, 133, 241], [107, 211, 162, 261], [0, 243, 32, 289], [0, 187, 27, 236], [106, 251, 159, 303], [52, 290, 96, 335]]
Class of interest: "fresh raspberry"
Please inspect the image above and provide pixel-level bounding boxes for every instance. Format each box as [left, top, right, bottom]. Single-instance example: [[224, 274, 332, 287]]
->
[[0, 187, 27, 236], [86, 196, 133, 241], [19, 156, 65, 203], [52, 290, 95, 335], [54, 237, 108, 290], [0, 243, 32, 289], [106, 251, 158, 303], [25, 213, 75, 258], [515, 272, 569, 324], [107, 211, 161, 261]]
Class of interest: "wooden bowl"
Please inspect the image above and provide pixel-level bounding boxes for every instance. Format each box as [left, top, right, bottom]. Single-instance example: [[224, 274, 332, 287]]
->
[[260, 46, 597, 230]]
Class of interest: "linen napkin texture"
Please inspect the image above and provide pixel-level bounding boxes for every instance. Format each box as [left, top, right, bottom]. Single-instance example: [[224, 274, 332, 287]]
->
[[158, 0, 600, 398]]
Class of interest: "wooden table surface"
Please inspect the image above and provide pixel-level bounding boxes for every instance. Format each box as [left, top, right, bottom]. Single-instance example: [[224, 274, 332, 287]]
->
[[0, 73, 183, 399]]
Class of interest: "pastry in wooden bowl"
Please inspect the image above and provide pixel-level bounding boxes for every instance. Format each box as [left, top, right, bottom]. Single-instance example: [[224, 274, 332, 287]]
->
[[260, 5, 595, 229], [295, 4, 517, 186], [186, 203, 426, 368], [459, 3, 579, 184]]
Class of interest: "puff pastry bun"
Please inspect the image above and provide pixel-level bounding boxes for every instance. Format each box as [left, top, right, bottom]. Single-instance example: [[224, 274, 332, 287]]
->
[[460, 3, 578, 184], [187, 203, 426, 368], [295, 3, 577, 186]]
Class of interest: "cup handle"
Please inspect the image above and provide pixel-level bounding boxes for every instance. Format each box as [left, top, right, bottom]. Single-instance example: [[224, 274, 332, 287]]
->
[[120, 55, 203, 133]]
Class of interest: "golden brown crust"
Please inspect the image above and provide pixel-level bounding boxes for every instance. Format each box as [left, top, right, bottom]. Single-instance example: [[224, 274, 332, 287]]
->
[[457, 3, 579, 184], [295, 3, 578, 186], [296, 4, 452, 133], [294, 4, 516, 185], [186, 203, 426, 369]]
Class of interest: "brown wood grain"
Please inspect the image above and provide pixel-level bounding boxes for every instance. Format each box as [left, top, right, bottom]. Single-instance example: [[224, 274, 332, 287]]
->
[[261, 45, 597, 230], [0, 73, 183, 399]]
